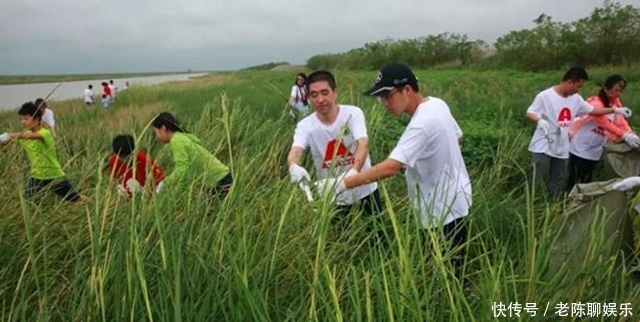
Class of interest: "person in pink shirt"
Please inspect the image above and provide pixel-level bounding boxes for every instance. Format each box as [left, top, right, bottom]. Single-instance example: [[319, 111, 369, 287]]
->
[[567, 74, 638, 190]]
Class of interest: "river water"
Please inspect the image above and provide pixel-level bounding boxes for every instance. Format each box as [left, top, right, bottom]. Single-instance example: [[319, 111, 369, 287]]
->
[[0, 73, 208, 112]]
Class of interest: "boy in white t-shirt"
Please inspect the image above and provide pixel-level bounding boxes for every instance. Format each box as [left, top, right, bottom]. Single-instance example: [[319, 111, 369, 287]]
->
[[83, 85, 94, 106], [286, 70, 382, 238], [524, 66, 633, 201], [35, 98, 55, 136], [109, 80, 117, 101], [317, 63, 472, 277]]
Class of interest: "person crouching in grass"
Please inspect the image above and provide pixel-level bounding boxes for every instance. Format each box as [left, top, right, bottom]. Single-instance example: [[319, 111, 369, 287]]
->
[[150, 112, 233, 203], [0, 102, 88, 204], [105, 134, 165, 198]]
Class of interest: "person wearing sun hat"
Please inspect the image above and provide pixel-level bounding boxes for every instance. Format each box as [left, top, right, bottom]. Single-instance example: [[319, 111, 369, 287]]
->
[[315, 63, 472, 277]]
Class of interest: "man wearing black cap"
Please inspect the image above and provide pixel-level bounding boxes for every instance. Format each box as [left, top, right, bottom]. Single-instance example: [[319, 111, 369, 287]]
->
[[315, 63, 472, 276]]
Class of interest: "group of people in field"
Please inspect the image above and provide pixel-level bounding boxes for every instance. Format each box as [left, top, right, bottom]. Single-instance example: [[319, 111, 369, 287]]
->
[[83, 80, 130, 108], [0, 104, 232, 207], [523, 67, 639, 199], [0, 62, 638, 280]]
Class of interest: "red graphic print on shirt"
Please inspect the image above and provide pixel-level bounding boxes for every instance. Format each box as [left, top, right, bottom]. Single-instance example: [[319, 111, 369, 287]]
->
[[322, 139, 354, 169], [557, 107, 572, 128]]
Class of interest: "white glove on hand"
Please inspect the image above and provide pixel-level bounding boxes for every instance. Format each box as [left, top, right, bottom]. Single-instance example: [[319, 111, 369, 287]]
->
[[116, 185, 128, 197], [289, 164, 311, 184], [314, 169, 358, 203], [0, 132, 10, 143], [614, 107, 633, 118], [155, 181, 165, 194], [125, 179, 141, 194], [622, 133, 640, 148], [315, 178, 343, 202], [536, 118, 550, 135], [612, 176, 640, 191]]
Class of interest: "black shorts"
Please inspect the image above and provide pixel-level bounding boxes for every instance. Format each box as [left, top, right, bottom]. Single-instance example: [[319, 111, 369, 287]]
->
[[25, 177, 81, 202], [208, 172, 233, 201]]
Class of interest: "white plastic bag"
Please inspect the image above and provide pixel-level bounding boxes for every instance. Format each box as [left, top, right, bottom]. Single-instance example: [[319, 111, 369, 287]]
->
[[0, 133, 10, 143]]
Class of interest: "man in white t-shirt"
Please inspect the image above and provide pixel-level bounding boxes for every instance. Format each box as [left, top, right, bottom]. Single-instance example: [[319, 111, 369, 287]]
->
[[287, 70, 382, 237], [316, 63, 472, 276], [83, 85, 94, 106], [35, 98, 55, 135], [525, 66, 633, 201], [109, 80, 118, 101]]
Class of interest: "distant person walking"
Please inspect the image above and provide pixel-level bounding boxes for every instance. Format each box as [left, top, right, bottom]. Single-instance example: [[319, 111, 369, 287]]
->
[[109, 80, 118, 101], [289, 73, 309, 121], [101, 82, 112, 105], [83, 85, 94, 106]]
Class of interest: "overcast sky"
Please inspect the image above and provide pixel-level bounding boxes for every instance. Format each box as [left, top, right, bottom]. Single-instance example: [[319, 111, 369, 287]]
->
[[0, 0, 635, 75]]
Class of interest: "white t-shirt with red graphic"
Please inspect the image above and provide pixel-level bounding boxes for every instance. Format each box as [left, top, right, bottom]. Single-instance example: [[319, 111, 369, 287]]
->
[[389, 97, 472, 228], [527, 87, 594, 159], [292, 104, 377, 205]]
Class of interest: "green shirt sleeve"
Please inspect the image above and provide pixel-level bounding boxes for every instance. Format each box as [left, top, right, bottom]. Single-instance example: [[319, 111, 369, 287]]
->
[[164, 136, 190, 187]]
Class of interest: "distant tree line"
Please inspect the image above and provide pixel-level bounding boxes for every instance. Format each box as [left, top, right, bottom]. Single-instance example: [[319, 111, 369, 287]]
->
[[241, 62, 290, 71], [306, 0, 640, 71]]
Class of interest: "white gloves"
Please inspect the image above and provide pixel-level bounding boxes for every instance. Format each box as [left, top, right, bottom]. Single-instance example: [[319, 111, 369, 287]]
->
[[622, 132, 640, 148], [536, 118, 550, 135], [612, 176, 640, 191], [314, 169, 358, 203], [155, 181, 165, 194], [0, 132, 10, 143], [289, 164, 311, 184], [116, 185, 128, 197], [126, 179, 141, 193], [116, 179, 142, 197], [614, 107, 633, 118]]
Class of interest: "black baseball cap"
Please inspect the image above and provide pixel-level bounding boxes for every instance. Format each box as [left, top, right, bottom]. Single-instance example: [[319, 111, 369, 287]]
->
[[363, 63, 418, 96]]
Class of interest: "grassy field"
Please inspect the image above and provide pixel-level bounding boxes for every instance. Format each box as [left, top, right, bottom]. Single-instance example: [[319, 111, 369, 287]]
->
[[0, 67, 639, 321], [0, 71, 210, 85]]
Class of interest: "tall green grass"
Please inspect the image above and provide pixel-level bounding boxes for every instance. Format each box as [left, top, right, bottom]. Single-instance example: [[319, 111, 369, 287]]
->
[[0, 68, 639, 321]]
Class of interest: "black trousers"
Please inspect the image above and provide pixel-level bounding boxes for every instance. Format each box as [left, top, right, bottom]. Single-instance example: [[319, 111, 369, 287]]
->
[[566, 153, 598, 192], [208, 172, 233, 202], [334, 189, 383, 218], [421, 216, 469, 279], [25, 177, 81, 202], [332, 189, 385, 244]]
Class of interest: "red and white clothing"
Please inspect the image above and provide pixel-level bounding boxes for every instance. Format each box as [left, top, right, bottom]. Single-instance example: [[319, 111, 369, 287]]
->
[[103, 84, 112, 98], [569, 96, 632, 161], [107, 151, 165, 195], [389, 97, 471, 228], [290, 85, 309, 113], [527, 87, 595, 159], [292, 105, 377, 205]]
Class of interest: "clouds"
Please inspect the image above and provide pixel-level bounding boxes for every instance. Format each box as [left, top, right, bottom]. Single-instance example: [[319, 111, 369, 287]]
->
[[0, 0, 636, 74]]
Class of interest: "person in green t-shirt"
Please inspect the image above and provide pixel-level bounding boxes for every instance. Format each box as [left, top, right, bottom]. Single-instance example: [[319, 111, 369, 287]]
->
[[150, 112, 232, 201], [0, 102, 88, 204]]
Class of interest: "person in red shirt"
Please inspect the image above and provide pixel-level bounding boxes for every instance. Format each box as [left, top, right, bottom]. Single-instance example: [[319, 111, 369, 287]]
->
[[105, 134, 164, 197], [101, 82, 112, 106]]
